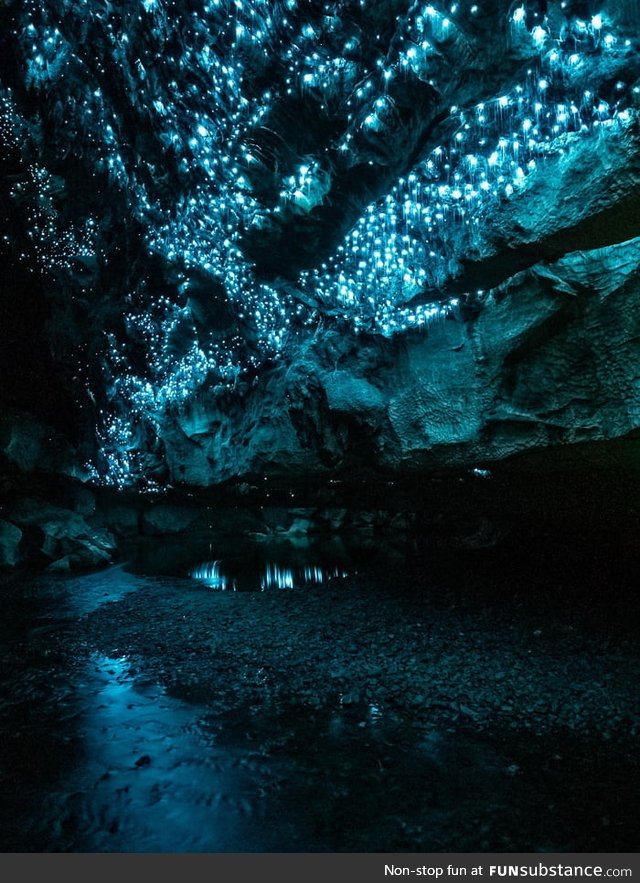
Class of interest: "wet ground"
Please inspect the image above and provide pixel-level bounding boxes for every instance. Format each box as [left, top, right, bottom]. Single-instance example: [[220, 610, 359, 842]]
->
[[0, 534, 638, 852]]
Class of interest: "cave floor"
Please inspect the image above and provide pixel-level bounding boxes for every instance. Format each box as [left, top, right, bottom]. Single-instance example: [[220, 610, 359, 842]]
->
[[0, 536, 638, 853]]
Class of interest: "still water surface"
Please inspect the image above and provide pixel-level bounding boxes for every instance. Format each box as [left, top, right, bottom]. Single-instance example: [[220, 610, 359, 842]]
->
[[1, 537, 638, 851]]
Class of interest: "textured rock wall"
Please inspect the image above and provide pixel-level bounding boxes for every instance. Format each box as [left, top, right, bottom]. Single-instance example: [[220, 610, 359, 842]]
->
[[157, 236, 640, 484], [2, 0, 640, 492]]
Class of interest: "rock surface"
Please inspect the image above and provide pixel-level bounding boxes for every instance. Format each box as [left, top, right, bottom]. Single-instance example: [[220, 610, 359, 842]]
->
[[1, 1, 640, 492], [6, 498, 116, 571], [0, 520, 22, 569], [160, 237, 640, 484]]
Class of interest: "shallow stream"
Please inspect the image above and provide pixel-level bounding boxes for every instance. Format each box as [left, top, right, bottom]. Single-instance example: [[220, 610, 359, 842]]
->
[[1, 535, 638, 851]]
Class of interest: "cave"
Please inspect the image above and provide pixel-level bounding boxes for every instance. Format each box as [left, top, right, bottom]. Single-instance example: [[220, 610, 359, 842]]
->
[[1, 0, 639, 855]]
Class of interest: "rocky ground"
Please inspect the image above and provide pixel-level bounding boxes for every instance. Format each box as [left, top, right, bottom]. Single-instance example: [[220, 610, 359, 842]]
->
[[77, 566, 640, 740], [1, 538, 638, 852]]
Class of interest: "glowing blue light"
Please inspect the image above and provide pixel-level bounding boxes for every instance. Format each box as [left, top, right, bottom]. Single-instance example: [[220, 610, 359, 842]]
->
[[9, 0, 638, 486], [532, 26, 546, 46]]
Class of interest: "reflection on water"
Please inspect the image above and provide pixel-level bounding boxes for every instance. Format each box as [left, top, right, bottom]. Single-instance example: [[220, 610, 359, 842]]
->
[[128, 531, 362, 593], [189, 557, 349, 591], [261, 563, 348, 590], [189, 560, 235, 591], [74, 653, 270, 852], [2, 530, 639, 852]]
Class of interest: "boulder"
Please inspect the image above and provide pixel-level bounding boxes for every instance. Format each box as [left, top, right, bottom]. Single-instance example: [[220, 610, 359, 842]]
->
[[0, 520, 22, 568], [9, 498, 115, 570]]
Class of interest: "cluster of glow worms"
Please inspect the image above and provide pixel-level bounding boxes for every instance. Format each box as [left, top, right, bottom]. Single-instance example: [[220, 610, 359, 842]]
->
[[1, 1, 637, 484]]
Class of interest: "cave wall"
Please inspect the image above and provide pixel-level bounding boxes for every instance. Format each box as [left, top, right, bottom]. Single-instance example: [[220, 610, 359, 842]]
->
[[1, 0, 640, 496], [158, 237, 640, 484]]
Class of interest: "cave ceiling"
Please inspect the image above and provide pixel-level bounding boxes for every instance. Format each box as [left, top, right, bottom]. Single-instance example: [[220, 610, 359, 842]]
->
[[1, 0, 639, 486]]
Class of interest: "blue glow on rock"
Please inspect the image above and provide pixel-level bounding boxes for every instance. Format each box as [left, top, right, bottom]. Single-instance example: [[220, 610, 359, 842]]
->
[[1, 0, 638, 486]]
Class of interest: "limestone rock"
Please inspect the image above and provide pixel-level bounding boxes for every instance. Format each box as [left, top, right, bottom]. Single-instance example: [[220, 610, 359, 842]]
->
[[0, 520, 22, 569], [0, 412, 84, 479], [148, 238, 640, 484], [9, 498, 116, 570], [2, 0, 640, 495], [142, 504, 199, 535]]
